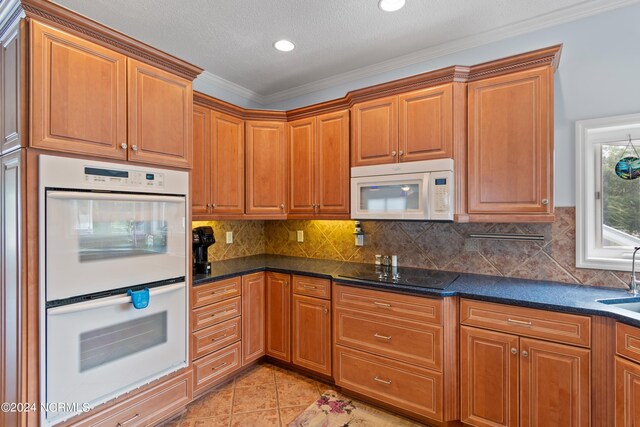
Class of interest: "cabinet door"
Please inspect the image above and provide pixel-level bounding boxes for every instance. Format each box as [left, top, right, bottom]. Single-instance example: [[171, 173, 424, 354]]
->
[[616, 356, 640, 427], [292, 295, 331, 376], [192, 105, 211, 215], [1, 18, 22, 154], [520, 338, 590, 427], [316, 110, 350, 214], [399, 85, 453, 162], [1, 151, 21, 427], [460, 326, 519, 427], [242, 272, 266, 365], [128, 58, 192, 168], [211, 111, 244, 214], [288, 117, 316, 214], [468, 67, 552, 215], [351, 96, 398, 166], [30, 20, 127, 159], [265, 272, 291, 362], [246, 121, 287, 215]]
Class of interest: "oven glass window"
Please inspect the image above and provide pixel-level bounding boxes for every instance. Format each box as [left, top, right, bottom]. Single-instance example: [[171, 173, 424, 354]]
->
[[79, 312, 167, 372], [359, 183, 420, 212]]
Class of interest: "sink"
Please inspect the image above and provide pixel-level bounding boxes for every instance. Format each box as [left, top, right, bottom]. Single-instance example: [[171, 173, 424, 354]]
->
[[598, 297, 640, 314]]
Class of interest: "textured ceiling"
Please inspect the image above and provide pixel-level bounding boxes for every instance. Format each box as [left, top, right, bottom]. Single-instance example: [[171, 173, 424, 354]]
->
[[52, 0, 637, 101]]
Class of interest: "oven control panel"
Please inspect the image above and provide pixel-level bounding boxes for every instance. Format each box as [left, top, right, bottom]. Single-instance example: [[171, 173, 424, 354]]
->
[[84, 167, 165, 189]]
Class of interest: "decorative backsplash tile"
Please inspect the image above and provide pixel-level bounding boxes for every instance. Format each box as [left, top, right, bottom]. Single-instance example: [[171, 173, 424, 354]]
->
[[192, 208, 628, 289]]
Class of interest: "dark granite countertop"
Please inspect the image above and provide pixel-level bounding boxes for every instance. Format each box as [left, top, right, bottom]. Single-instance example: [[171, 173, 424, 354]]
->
[[193, 254, 640, 328]]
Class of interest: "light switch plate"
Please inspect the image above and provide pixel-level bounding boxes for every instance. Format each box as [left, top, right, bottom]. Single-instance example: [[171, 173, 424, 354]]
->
[[226, 231, 233, 244], [297, 230, 304, 243]]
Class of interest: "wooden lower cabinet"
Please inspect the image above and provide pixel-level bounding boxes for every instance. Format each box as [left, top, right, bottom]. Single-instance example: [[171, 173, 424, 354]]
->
[[292, 294, 331, 376], [616, 356, 640, 426], [242, 272, 266, 364], [265, 272, 291, 362], [193, 342, 242, 394], [460, 325, 590, 427]]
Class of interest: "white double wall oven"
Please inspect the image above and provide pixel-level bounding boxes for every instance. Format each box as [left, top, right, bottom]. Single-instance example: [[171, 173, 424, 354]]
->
[[39, 155, 189, 426]]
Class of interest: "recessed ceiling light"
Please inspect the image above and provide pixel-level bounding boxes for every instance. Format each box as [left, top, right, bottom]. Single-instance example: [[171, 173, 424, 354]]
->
[[273, 40, 295, 52], [378, 0, 406, 12]]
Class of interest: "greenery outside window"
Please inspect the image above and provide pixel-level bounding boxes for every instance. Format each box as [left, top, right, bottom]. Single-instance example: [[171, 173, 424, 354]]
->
[[576, 113, 640, 271]]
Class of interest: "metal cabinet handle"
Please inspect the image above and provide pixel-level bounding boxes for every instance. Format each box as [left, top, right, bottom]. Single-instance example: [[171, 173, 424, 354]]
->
[[207, 203, 212, 208], [303, 285, 318, 290], [511, 348, 518, 355], [212, 203, 217, 208], [399, 150, 404, 156], [391, 150, 397, 157], [324, 308, 329, 314], [506, 318, 532, 327], [211, 361, 228, 371], [211, 310, 227, 317], [120, 143, 128, 150], [212, 334, 228, 342], [541, 199, 549, 205], [117, 414, 140, 426], [373, 376, 392, 385], [131, 144, 138, 152], [280, 203, 285, 209], [522, 350, 529, 358], [284, 281, 289, 286], [373, 301, 392, 308], [374, 333, 392, 341], [212, 289, 233, 295]]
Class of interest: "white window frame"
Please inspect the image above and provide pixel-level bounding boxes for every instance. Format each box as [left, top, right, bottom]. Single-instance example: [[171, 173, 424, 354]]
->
[[576, 113, 640, 271]]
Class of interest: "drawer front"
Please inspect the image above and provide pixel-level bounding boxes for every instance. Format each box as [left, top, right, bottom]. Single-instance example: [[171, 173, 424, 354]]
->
[[335, 307, 442, 370], [335, 346, 443, 421], [293, 275, 331, 299], [334, 284, 442, 325], [192, 277, 241, 308], [70, 371, 192, 427], [617, 322, 640, 364], [193, 342, 242, 393], [460, 299, 591, 347], [193, 317, 242, 360], [192, 296, 241, 332]]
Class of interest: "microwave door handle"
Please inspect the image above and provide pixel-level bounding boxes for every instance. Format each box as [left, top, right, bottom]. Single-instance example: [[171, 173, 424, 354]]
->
[[46, 191, 184, 204], [423, 173, 431, 219], [47, 283, 185, 316]]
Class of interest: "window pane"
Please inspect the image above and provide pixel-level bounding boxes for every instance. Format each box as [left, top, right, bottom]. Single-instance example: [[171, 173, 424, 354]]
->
[[601, 144, 640, 247]]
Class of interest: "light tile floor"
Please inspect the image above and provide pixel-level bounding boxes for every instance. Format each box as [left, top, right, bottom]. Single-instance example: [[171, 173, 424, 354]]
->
[[161, 362, 334, 427]]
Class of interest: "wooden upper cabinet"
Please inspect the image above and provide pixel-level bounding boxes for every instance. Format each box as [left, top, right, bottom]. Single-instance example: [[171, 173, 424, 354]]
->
[[399, 85, 453, 162], [352, 96, 398, 166], [192, 105, 210, 215], [30, 20, 127, 159], [265, 272, 291, 362], [211, 111, 244, 214], [288, 117, 316, 214], [128, 58, 192, 168], [1, 18, 23, 154], [467, 67, 553, 217], [316, 110, 350, 214], [246, 120, 287, 216]]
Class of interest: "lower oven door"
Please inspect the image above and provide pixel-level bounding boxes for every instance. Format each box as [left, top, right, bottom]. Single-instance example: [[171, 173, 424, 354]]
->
[[44, 282, 187, 425]]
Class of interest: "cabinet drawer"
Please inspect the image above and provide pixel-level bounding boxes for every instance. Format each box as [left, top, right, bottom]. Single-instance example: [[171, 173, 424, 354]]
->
[[460, 299, 591, 347], [293, 275, 331, 299], [69, 371, 191, 427], [192, 277, 241, 309], [335, 307, 442, 370], [193, 317, 241, 360], [617, 322, 640, 364], [334, 284, 441, 325], [192, 296, 241, 332], [335, 346, 443, 421], [193, 342, 242, 393]]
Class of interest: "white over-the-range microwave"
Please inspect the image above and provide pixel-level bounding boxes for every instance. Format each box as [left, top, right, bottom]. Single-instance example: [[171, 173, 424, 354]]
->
[[351, 159, 454, 221]]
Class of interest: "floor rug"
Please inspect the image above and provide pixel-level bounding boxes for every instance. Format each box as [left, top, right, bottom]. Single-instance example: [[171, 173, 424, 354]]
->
[[288, 390, 427, 426]]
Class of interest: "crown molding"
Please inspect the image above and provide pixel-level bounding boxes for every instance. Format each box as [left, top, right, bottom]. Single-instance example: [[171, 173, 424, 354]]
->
[[196, 71, 268, 106], [0, 0, 24, 35], [193, 92, 286, 121]]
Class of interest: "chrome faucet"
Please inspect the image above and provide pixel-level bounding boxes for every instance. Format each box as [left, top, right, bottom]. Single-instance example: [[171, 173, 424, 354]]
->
[[630, 246, 640, 295]]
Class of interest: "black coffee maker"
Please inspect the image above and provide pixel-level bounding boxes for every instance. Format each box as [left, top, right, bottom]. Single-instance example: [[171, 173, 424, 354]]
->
[[192, 226, 215, 275]]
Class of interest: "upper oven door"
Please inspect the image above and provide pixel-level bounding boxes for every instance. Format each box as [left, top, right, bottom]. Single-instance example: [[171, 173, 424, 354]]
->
[[45, 190, 186, 301]]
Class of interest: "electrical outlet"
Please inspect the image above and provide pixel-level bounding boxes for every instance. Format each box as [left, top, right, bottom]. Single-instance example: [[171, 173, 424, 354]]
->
[[226, 231, 233, 244], [297, 230, 304, 242], [355, 234, 364, 246]]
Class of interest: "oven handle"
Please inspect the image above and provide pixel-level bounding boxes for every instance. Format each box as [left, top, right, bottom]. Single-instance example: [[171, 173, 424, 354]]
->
[[46, 191, 184, 203], [47, 283, 185, 315]]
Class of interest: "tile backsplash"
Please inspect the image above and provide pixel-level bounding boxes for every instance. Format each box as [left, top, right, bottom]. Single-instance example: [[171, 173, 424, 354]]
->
[[193, 208, 629, 289]]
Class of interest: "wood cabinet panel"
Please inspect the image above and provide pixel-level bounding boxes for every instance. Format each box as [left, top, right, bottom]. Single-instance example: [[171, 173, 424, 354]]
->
[[460, 326, 519, 427], [316, 110, 350, 213], [191, 297, 241, 332], [399, 84, 453, 162], [192, 317, 242, 360], [335, 346, 443, 420], [468, 67, 552, 215], [193, 342, 242, 393], [192, 104, 210, 215], [616, 356, 640, 427], [242, 272, 266, 364], [127, 58, 192, 168], [520, 338, 590, 427], [191, 277, 242, 309], [30, 20, 127, 159], [617, 322, 640, 365], [334, 307, 442, 371], [461, 299, 591, 347], [211, 111, 245, 214], [351, 96, 398, 166], [292, 295, 332, 376], [265, 272, 291, 362], [292, 275, 331, 299], [288, 117, 316, 214], [1, 19, 23, 154], [246, 120, 287, 216]]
